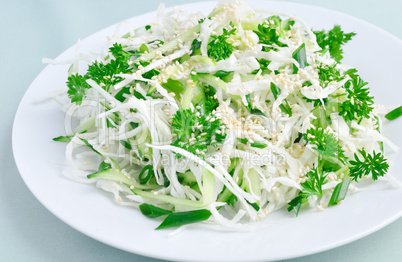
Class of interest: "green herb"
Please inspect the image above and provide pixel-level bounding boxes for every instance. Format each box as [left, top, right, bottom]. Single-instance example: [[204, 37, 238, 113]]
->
[[237, 138, 267, 149], [52, 135, 73, 142], [252, 58, 271, 74], [287, 168, 326, 216], [79, 138, 104, 157], [171, 103, 226, 158], [304, 127, 347, 163], [349, 149, 389, 181], [98, 161, 112, 171], [328, 178, 351, 207], [270, 83, 292, 116], [339, 72, 374, 122], [156, 209, 212, 229], [213, 70, 233, 79], [190, 39, 202, 56], [314, 25, 356, 62], [161, 78, 184, 97], [67, 74, 91, 105], [138, 165, 154, 184], [244, 94, 266, 116], [114, 86, 131, 102], [292, 43, 307, 74], [207, 22, 236, 61], [139, 203, 172, 218], [120, 140, 132, 150], [317, 63, 344, 87], [385, 106, 402, 121], [253, 16, 294, 52]]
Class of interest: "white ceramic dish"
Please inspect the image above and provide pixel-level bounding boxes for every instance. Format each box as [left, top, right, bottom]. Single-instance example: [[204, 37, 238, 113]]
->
[[12, 1, 402, 261]]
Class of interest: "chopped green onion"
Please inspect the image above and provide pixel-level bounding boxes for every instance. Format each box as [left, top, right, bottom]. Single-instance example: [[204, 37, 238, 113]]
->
[[385, 106, 402, 121], [139, 203, 172, 218], [156, 209, 212, 230], [328, 178, 351, 207]]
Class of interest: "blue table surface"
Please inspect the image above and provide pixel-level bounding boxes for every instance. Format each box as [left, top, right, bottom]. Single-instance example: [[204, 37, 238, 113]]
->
[[1, 0, 401, 261]]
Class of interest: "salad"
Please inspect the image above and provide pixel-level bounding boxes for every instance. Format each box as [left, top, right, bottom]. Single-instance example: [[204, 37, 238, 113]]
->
[[49, 0, 401, 230]]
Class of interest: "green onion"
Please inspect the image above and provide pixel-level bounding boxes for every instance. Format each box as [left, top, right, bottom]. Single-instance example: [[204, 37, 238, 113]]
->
[[53, 135, 73, 142], [156, 209, 212, 230], [270, 83, 292, 116], [213, 70, 233, 79], [292, 42, 307, 74], [328, 178, 351, 207], [79, 138, 103, 157], [385, 106, 402, 121], [138, 165, 154, 184], [139, 203, 172, 218], [120, 140, 132, 150], [237, 138, 267, 149], [98, 161, 112, 171]]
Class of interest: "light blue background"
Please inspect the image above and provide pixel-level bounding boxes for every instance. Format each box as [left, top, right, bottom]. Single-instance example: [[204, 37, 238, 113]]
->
[[2, 0, 401, 261]]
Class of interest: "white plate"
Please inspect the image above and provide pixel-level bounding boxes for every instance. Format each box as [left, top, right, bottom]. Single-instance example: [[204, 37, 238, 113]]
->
[[12, 1, 402, 261]]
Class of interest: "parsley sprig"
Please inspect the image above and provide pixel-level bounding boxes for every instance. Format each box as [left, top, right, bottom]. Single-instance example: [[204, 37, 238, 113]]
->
[[254, 16, 294, 52], [314, 25, 356, 62], [66, 43, 147, 104], [207, 22, 236, 61], [171, 85, 225, 158], [304, 127, 347, 164], [287, 168, 326, 215], [349, 149, 389, 181], [339, 72, 374, 122]]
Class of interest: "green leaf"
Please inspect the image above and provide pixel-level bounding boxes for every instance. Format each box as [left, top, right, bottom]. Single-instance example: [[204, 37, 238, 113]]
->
[[142, 68, 160, 80], [304, 127, 347, 163], [190, 39, 202, 56], [328, 178, 351, 207], [301, 168, 326, 196], [252, 58, 271, 74], [171, 102, 226, 158], [207, 23, 236, 61], [133, 90, 146, 100], [213, 70, 233, 79], [253, 16, 289, 52], [53, 135, 73, 142], [292, 43, 307, 74], [244, 94, 266, 116], [385, 106, 402, 121], [139, 43, 149, 54], [156, 209, 212, 229], [339, 72, 374, 122], [270, 83, 292, 116], [138, 165, 154, 184], [114, 86, 131, 102], [349, 149, 389, 181], [139, 203, 172, 218], [79, 138, 104, 157], [247, 201, 260, 211], [314, 25, 356, 62], [161, 78, 184, 97], [129, 122, 139, 129], [98, 161, 112, 171], [67, 74, 91, 105], [237, 138, 267, 149], [120, 140, 132, 150], [287, 194, 303, 216]]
